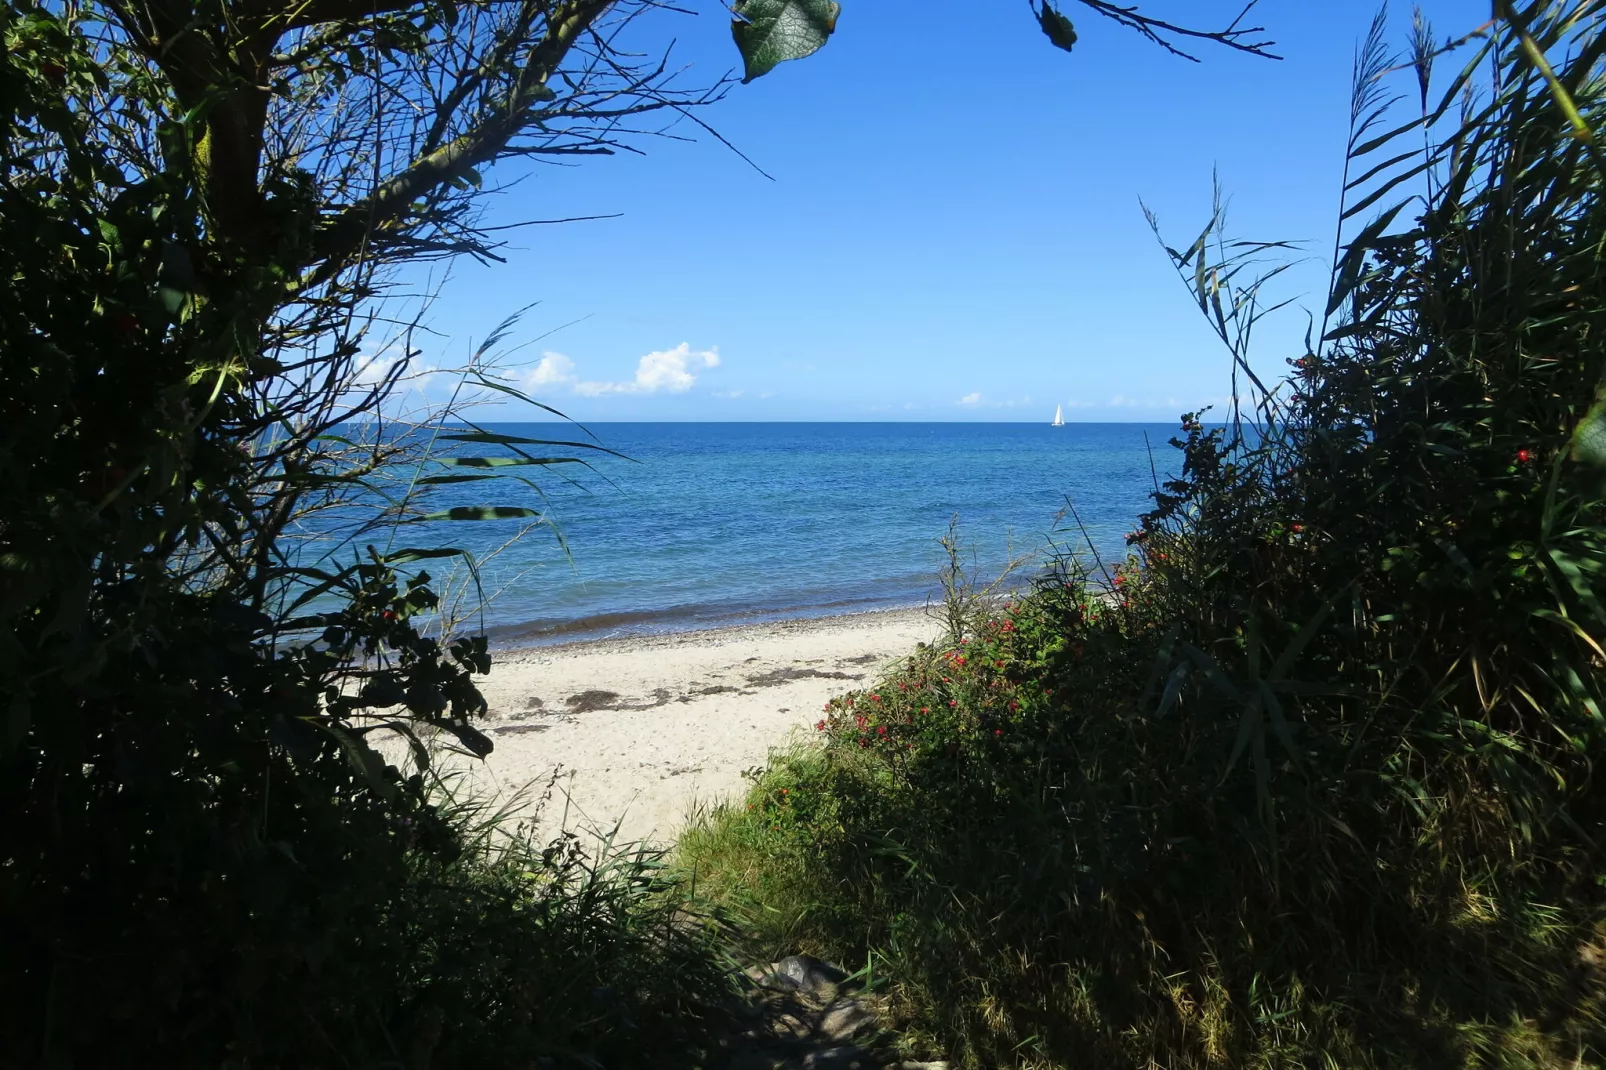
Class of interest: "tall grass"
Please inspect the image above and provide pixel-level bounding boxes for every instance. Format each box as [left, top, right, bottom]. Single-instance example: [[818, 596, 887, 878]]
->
[[678, 6, 1606, 1067]]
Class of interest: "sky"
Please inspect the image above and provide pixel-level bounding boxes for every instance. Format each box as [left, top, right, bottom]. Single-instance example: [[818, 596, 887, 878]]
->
[[379, 0, 1489, 423]]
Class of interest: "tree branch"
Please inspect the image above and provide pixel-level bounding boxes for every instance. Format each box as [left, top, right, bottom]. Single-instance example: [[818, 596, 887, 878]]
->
[[1074, 0, 1280, 62], [302, 0, 612, 284]]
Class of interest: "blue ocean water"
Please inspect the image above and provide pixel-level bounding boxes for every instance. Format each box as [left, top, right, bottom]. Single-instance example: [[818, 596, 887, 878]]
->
[[372, 423, 1180, 643]]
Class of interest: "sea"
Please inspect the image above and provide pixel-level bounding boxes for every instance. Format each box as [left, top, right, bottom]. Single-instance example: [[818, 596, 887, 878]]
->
[[328, 422, 1182, 645]]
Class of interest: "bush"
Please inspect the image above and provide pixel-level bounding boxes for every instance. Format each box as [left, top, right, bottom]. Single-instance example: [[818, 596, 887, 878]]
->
[[0, 5, 735, 1065], [680, 9, 1606, 1068]]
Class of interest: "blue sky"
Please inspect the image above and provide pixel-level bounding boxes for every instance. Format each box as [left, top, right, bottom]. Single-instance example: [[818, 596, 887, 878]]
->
[[390, 0, 1487, 422]]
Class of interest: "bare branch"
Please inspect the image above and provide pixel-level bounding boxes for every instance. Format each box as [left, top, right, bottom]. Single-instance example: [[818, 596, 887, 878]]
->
[[1073, 0, 1280, 62]]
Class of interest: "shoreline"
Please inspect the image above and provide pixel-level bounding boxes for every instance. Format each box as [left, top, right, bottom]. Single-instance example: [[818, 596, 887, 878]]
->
[[408, 604, 943, 845], [484, 595, 939, 652], [493, 601, 938, 658]]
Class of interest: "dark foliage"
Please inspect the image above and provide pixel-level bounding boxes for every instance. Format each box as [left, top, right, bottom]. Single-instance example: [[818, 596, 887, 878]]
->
[[682, 7, 1606, 1067]]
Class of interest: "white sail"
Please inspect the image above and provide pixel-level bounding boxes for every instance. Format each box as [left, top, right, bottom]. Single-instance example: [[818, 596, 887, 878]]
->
[[1052, 404, 1064, 426]]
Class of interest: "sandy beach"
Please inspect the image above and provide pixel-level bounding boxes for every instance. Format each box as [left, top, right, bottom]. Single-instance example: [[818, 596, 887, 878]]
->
[[411, 608, 940, 845]]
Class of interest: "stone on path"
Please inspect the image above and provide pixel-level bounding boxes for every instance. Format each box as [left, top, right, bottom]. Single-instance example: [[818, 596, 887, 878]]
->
[[714, 954, 946, 1070]]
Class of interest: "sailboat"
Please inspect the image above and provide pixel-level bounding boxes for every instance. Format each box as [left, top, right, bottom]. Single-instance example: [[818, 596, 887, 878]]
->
[[1051, 404, 1064, 427]]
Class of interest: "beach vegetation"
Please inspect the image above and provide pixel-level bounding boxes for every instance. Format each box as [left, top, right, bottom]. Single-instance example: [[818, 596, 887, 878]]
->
[[0, 0, 753, 1061], [679, 5, 1606, 1067], [0, 0, 1285, 1062]]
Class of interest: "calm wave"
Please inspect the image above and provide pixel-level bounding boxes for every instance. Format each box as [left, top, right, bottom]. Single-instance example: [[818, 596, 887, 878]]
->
[[344, 422, 1181, 643]]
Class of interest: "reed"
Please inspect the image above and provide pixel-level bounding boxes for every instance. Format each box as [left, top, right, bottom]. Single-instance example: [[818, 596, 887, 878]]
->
[[680, 6, 1606, 1066]]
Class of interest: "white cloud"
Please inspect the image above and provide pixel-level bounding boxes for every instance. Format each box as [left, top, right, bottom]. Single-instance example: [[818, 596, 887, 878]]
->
[[539, 343, 721, 397], [958, 392, 1034, 409], [348, 342, 441, 414], [1105, 394, 1184, 409], [525, 351, 577, 387], [352, 341, 415, 388]]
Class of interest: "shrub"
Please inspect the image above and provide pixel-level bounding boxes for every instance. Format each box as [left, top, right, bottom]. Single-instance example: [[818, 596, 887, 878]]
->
[[681, 8, 1606, 1068], [0, 5, 735, 1065]]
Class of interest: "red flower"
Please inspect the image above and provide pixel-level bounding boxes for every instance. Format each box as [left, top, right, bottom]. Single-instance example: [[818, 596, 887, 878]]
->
[[871, 694, 881, 702], [1518, 449, 1534, 464], [877, 725, 887, 736], [780, 788, 788, 795], [816, 719, 826, 731], [949, 700, 958, 707], [1291, 522, 1304, 534], [381, 610, 396, 622], [920, 706, 929, 714]]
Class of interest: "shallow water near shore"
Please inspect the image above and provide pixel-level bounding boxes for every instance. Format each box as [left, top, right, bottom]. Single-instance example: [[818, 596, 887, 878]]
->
[[373, 422, 1176, 641]]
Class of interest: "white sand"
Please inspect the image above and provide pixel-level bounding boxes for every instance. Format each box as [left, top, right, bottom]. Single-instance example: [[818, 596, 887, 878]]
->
[[411, 608, 939, 846]]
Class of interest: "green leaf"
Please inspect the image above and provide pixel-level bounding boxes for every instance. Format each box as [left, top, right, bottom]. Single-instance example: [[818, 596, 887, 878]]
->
[[731, 0, 840, 83], [1155, 662, 1189, 719], [413, 473, 500, 486], [413, 506, 542, 522], [360, 676, 408, 708], [429, 716, 494, 759], [1034, 1, 1077, 52], [383, 547, 473, 565], [467, 369, 579, 423], [319, 721, 399, 801], [438, 431, 629, 459], [434, 456, 584, 468], [1571, 392, 1606, 467]]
